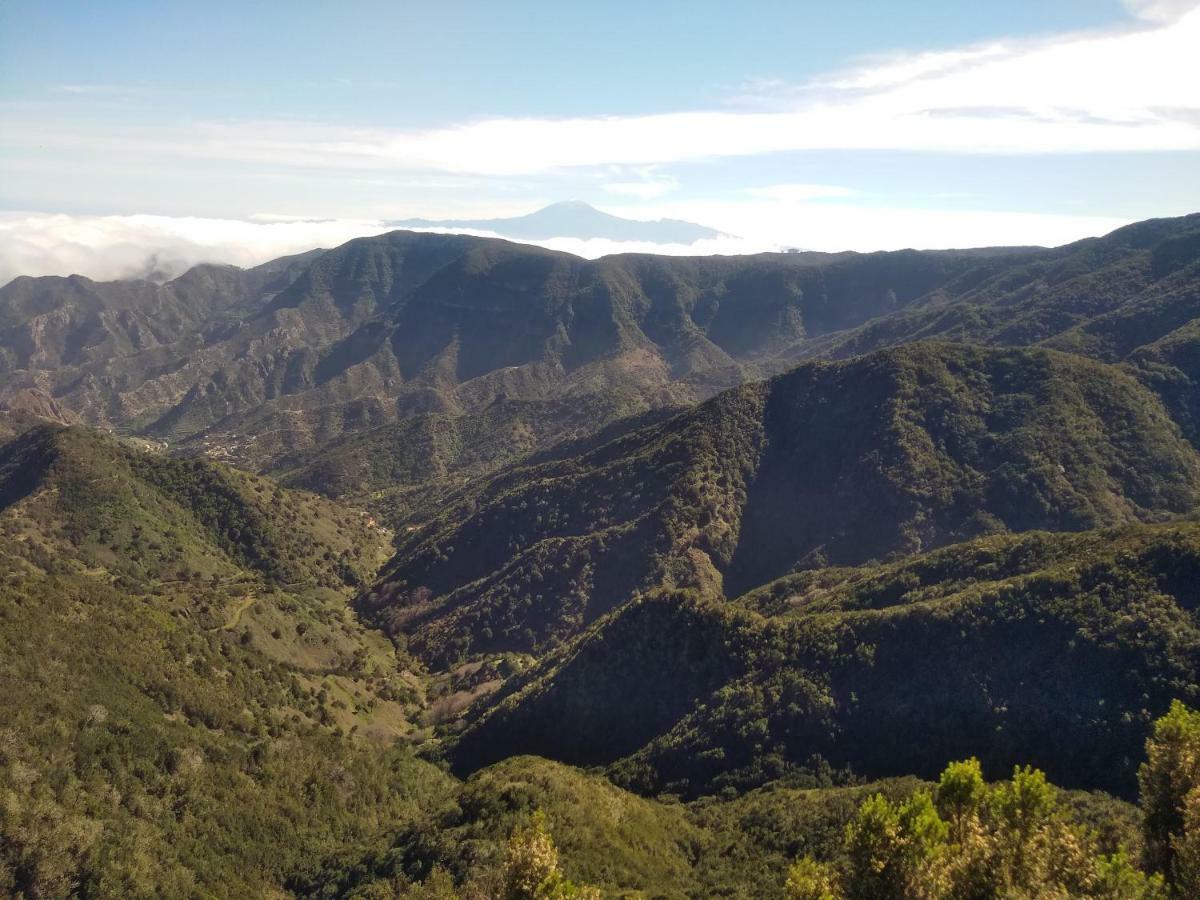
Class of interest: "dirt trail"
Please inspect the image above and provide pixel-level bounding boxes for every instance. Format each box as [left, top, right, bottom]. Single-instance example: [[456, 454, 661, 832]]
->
[[223, 594, 256, 630]]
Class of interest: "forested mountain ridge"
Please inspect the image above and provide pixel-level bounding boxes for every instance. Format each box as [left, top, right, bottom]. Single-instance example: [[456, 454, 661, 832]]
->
[[810, 213, 1200, 363], [0, 423, 389, 589], [1, 213, 1195, 525], [362, 341, 1200, 666], [1, 431, 1191, 895], [3, 227, 1016, 504], [451, 518, 1200, 800]]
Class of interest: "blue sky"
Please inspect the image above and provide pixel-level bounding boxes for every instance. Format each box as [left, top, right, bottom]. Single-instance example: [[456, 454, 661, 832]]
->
[[1, 0, 1199, 280], [0, 1, 1138, 121]]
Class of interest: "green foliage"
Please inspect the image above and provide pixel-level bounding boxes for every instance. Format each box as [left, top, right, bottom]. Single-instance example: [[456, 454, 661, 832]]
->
[[797, 758, 1168, 900], [839, 790, 947, 899], [0, 425, 391, 592], [0, 571, 449, 897], [841, 792, 910, 899], [937, 758, 987, 835], [1, 413, 1195, 899], [297, 753, 1155, 899], [500, 811, 562, 899], [1095, 851, 1167, 900], [499, 811, 600, 900], [0, 426, 435, 896], [785, 856, 839, 900], [1139, 700, 1200, 889]]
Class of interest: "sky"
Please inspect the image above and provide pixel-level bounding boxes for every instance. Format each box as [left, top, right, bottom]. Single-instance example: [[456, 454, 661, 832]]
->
[[1, 0, 1199, 283]]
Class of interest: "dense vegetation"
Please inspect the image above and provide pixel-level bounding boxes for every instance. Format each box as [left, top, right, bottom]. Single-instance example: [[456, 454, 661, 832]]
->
[[775, 702, 1200, 899], [1, 423, 1176, 897], [175, 705, 1200, 898], [0, 428, 449, 895], [0, 425, 389, 589]]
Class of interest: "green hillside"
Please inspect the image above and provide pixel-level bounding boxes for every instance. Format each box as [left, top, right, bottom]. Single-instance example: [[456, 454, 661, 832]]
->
[[294, 754, 1142, 899], [0, 426, 463, 895], [0, 424, 390, 589], [452, 518, 1200, 801]]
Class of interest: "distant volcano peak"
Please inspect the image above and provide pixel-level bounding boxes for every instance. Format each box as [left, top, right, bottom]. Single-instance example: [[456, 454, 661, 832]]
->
[[388, 201, 725, 245]]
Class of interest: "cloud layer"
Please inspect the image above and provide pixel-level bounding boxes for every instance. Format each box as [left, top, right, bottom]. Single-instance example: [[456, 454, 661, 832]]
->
[[0, 203, 1137, 288], [0, 213, 389, 286]]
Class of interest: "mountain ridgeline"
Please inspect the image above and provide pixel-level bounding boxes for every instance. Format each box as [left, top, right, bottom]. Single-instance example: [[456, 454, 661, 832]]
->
[[0, 424, 389, 589], [0, 212, 1195, 522], [2, 227, 1011, 501]]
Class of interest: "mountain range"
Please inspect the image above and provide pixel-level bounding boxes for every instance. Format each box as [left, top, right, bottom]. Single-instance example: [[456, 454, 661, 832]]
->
[[4, 212, 1200, 896], [2, 213, 1197, 523]]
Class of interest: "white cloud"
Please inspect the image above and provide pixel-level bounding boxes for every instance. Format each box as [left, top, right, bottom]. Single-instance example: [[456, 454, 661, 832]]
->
[[618, 198, 1131, 253], [602, 177, 679, 200], [404, 225, 769, 258], [1123, 0, 1198, 22], [6, 6, 1198, 176], [0, 213, 389, 286], [816, 45, 1011, 93], [0, 213, 771, 284], [748, 184, 858, 202]]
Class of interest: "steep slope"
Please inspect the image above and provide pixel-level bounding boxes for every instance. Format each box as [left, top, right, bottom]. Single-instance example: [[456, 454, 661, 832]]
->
[[7, 424, 1150, 898], [160, 232, 994, 488], [272, 400, 686, 527], [814, 214, 1200, 363], [6, 216, 1200, 895], [1129, 315, 1200, 447], [0, 424, 389, 590], [0, 420, 1161, 896], [0, 425, 426, 730], [362, 342, 1200, 666], [452, 519, 1200, 800]]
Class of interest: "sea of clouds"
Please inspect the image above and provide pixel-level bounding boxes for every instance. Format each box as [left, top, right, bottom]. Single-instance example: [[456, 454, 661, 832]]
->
[[0, 212, 779, 287]]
